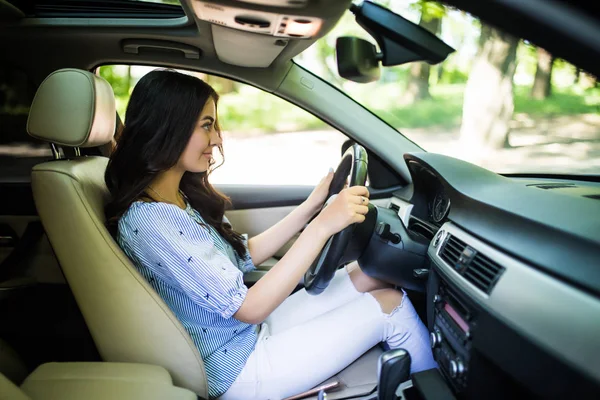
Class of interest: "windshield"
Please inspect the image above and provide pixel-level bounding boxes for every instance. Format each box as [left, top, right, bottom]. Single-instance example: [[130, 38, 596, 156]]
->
[[295, 1, 600, 175]]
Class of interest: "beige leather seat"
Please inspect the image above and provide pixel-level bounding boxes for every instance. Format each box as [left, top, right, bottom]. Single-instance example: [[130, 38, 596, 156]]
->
[[27, 69, 209, 398], [0, 362, 197, 400], [26, 68, 381, 400]]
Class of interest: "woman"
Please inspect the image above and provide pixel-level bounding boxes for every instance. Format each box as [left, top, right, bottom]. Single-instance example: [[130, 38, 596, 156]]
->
[[105, 69, 436, 400]]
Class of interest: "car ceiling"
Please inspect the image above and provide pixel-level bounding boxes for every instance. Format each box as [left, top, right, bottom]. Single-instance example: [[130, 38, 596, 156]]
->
[[0, 0, 352, 90], [1, 0, 598, 92]]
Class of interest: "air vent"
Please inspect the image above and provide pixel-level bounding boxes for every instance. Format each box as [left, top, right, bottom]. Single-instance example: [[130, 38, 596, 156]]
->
[[439, 234, 505, 294], [528, 183, 577, 190], [463, 253, 505, 294], [440, 234, 467, 267], [408, 218, 435, 241]]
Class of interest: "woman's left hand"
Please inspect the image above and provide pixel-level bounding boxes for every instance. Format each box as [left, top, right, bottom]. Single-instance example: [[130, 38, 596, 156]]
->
[[304, 169, 334, 215]]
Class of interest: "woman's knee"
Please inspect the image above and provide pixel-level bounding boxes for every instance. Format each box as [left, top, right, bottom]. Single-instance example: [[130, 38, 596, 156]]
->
[[347, 262, 392, 293], [368, 288, 404, 314]]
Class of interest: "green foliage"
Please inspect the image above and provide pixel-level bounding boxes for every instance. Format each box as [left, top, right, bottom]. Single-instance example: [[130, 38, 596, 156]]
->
[[217, 87, 326, 133], [411, 0, 446, 21], [215, 83, 597, 133], [514, 86, 600, 116], [438, 67, 468, 84], [98, 65, 131, 98]]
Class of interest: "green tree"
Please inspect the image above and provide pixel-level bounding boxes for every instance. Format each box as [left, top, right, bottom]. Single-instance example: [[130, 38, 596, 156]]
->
[[98, 65, 131, 98], [402, 1, 445, 103], [459, 24, 519, 152], [531, 47, 554, 99]]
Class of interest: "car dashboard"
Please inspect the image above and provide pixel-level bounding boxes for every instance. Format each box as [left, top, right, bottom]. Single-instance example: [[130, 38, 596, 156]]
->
[[388, 153, 600, 399]]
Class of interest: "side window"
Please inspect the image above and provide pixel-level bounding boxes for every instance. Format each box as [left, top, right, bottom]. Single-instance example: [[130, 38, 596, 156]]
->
[[0, 67, 51, 180], [98, 65, 349, 185]]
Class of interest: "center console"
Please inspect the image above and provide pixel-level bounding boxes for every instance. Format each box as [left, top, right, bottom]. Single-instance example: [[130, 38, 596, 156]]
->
[[429, 282, 472, 394], [422, 222, 600, 400]]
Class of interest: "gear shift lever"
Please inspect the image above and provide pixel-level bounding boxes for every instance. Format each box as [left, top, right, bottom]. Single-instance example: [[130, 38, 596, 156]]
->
[[378, 349, 411, 400]]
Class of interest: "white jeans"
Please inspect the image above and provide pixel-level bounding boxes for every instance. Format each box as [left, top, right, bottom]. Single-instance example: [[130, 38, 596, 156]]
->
[[219, 268, 437, 400]]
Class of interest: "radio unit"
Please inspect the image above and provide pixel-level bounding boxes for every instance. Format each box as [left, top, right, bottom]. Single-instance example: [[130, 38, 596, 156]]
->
[[430, 283, 475, 393]]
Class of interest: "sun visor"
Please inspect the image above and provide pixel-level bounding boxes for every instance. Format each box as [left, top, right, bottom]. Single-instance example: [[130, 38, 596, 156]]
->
[[211, 24, 288, 67]]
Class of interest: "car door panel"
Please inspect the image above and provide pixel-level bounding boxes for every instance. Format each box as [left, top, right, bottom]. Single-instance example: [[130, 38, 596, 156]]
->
[[220, 185, 393, 280], [217, 184, 313, 209]]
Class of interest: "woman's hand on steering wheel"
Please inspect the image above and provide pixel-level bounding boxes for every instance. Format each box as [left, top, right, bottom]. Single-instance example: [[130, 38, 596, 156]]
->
[[313, 185, 370, 237], [304, 169, 335, 214]]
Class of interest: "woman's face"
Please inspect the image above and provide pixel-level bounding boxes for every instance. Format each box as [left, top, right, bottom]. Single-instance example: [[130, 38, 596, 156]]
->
[[177, 97, 222, 173]]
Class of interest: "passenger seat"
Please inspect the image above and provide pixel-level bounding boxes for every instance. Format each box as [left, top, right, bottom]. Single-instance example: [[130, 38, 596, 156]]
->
[[0, 362, 197, 400]]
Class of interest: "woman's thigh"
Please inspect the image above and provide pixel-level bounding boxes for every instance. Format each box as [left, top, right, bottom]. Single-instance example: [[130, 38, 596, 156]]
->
[[220, 293, 385, 400], [265, 266, 362, 335]]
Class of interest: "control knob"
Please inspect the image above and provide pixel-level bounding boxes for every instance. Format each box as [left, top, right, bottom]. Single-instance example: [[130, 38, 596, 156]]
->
[[449, 359, 465, 378], [429, 330, 442, 348]]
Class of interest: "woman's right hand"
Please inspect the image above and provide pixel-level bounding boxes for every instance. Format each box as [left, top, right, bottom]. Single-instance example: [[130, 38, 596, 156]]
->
[[313, 186, 370, 237]]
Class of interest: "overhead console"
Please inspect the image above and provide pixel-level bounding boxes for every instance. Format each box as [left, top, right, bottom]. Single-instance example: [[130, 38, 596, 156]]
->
[[188, 0, 350, 67], [192, 1, 323, 38]]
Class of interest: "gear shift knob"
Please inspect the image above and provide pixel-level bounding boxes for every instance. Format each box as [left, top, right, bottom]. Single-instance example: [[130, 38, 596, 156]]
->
[[378, 348, 411, 400]]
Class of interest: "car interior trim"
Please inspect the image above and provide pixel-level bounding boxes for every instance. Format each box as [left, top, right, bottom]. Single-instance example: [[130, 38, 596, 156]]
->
[[429, 222, 600, 383], [405, 152, 600, 297], [389, 196, 414, 227], [16, 15, 191, 27]]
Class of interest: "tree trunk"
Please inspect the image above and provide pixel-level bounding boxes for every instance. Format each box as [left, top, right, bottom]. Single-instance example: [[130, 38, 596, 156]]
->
[[531, 48, 553, 99], [402, 14, 441, 103], [459, 25, 519, 153], [437, 64, 444, 83], [125, 65, 132, 95]]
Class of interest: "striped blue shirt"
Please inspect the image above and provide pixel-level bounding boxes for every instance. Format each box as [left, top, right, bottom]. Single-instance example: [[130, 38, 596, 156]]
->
[[118, 200, 257, 398]]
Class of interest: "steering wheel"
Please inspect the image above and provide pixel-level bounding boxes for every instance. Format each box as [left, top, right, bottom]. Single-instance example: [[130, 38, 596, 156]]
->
[[304, 143, 371, 295]]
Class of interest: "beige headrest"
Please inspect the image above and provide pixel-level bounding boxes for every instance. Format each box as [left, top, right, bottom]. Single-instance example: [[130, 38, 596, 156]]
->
[[27, 69, 116, 148]]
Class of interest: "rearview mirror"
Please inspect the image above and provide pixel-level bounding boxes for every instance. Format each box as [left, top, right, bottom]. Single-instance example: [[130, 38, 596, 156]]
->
[[336, 1, 454, 83], [336, 37, 381, 83]]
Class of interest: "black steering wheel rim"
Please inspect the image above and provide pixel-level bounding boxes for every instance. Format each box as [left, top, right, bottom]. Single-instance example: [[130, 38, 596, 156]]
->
[[304, 144, 369, 295]]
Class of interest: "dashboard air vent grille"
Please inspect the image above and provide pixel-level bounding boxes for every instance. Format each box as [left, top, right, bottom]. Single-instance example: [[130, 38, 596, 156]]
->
[[464, 253, 505, 294], [440, 234, 466, 267], [439, 234, 505, 294]]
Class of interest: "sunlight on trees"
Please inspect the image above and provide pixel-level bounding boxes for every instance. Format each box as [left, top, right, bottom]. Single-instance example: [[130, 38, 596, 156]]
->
[[96, 0, 599, 175]]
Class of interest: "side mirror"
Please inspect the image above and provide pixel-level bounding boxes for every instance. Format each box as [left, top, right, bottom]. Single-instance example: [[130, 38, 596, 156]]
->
[[336, 37, 381, 83]]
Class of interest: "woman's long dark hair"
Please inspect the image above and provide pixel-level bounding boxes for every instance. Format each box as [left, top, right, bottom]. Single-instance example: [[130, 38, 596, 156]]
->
[[105, 69, 247, 258]]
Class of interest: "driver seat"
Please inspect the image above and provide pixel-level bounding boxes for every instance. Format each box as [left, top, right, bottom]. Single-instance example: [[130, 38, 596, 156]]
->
[[27, 69, 381, 400]]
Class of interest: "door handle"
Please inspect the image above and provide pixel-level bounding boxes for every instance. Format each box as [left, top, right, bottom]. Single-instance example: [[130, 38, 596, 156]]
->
[[122, 39, 202, 59]]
